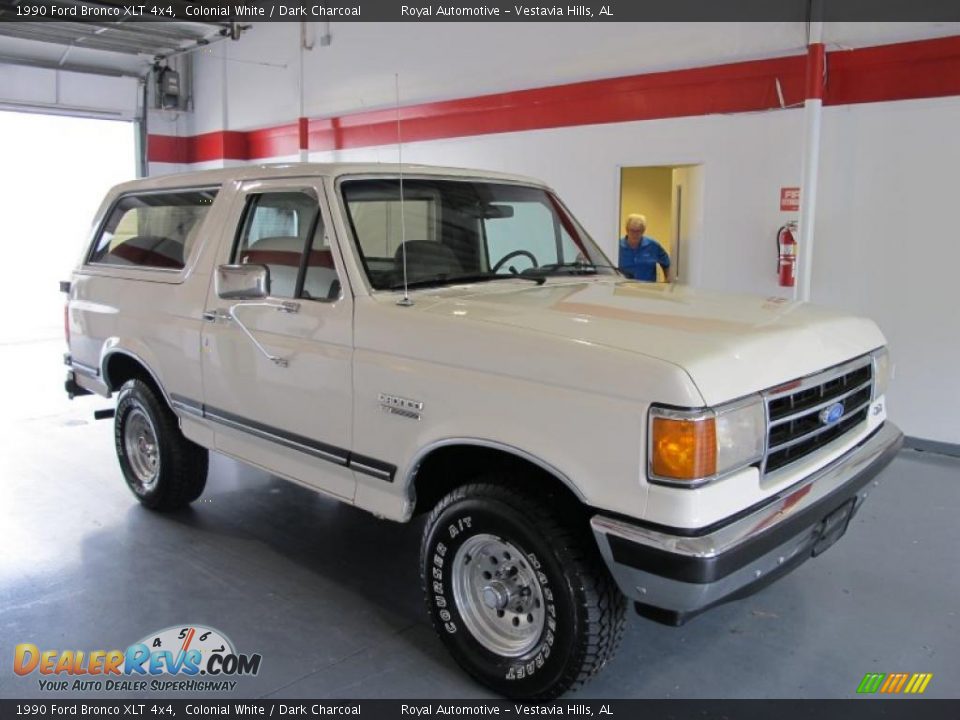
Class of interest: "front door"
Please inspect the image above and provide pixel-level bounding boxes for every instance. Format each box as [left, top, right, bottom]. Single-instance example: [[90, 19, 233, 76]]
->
[[200, 179, 355, 500]]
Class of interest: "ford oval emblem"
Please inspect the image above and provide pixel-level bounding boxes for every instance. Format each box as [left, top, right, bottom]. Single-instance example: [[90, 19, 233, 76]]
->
[[819, 402, 845, 425]]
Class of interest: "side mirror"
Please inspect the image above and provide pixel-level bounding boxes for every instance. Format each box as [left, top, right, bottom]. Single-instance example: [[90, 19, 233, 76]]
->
[[216, 264, 270, 300]]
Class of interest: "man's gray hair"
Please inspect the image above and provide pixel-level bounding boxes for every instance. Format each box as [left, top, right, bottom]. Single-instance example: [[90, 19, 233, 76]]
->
[[625, 213, 647, 230]]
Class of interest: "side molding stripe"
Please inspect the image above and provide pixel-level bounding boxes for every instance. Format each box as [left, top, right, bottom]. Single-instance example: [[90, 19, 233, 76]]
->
[[204, 404, 350, 466], [170, 396, 396, 482], [348, 453, 397, 482], [170, 393, 204, 418]]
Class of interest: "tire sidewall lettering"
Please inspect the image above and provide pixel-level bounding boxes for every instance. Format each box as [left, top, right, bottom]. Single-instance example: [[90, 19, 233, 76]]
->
[[114, 386, 160, 500], [426, 503, 572, 688], [115, 393, 146, 494]]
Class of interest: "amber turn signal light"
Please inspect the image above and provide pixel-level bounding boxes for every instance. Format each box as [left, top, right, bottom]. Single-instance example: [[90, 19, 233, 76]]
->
[[650, 416, 718, 481]]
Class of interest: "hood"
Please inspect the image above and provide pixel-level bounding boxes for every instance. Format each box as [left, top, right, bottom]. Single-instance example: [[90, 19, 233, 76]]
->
[[414, 278, 886, 406]]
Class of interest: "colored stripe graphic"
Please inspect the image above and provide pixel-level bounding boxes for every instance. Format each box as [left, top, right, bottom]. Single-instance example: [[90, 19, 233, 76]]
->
[[857, 673, 885, 693], [880, 673, 904, 693], [858, 672, 932, 694], [907, 673, 934, 694]]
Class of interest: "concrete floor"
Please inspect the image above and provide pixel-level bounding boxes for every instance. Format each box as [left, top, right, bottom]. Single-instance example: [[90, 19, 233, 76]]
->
[[1, 337, 958, 699]]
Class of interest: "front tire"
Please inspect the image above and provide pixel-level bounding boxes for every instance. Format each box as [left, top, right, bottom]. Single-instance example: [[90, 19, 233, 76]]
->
[[114, 379, 208, 511], [421, 481, 626, 699]]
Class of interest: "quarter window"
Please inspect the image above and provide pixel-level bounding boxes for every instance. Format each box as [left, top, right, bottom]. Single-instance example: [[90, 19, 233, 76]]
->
[[88, 189, 218, 269]]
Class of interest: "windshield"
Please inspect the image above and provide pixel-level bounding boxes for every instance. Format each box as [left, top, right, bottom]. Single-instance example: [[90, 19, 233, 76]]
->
[[340, 178, 617, 291]]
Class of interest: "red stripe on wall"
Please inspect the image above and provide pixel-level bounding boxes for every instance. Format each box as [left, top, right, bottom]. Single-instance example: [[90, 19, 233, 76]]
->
[[306, 54, 806, 152], [247, 122, 299, 159], [824, 35, 960, 106], [146, 131, 249, 164], [147, 35, 960, 164], [190, 131, 248, 162], [298, 116, 309, 151], [147, 134, 188, 164]]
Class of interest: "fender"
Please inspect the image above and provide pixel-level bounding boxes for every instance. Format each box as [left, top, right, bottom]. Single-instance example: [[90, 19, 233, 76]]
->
[[99, 339, 173, 407], [400, 436, 589, 521]]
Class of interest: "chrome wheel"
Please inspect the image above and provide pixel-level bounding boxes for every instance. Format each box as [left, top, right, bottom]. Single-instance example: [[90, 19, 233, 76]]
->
[[451, 533, 546, 657], [123, 407, 160, 491]]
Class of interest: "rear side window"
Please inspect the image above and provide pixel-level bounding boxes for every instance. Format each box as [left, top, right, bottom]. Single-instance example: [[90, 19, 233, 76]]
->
[[88, 189, 218, 270]]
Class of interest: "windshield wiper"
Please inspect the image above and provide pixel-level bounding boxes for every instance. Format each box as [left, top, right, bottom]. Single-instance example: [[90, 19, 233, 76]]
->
[[389, 273, 546, 290], [527, 262, 615, 276]]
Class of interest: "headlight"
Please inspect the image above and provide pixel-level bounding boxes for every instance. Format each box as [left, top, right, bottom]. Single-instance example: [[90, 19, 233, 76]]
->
[[871, 347, 890, 400], [649, 396, 765, 487]]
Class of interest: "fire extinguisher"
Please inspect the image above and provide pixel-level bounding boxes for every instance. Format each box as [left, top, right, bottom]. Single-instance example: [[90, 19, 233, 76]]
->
[[777, 221, 798, 288]]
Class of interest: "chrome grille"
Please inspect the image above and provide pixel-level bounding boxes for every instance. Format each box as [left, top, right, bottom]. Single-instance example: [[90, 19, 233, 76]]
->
[[763, 358, 873, 474]]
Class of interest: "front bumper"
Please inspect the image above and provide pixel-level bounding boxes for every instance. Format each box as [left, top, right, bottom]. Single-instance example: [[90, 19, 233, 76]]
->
[[591, 422, 903, 625]]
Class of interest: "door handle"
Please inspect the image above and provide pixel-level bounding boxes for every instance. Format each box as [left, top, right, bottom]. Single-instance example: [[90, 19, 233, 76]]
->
[[202, 310, 232, 323]]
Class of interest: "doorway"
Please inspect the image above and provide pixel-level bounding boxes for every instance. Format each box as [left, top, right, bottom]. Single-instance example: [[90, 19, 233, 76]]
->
[[0, 111, 135, 424], [0, 111, 135, 343], [618, 164, 702, 284]]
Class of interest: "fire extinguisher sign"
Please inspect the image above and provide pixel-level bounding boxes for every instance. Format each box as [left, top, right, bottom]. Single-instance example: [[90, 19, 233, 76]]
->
[[780, 187, 800, 212]]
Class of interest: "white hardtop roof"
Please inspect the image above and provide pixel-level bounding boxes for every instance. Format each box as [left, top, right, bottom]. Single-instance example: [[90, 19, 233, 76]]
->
[[112, 162, 548, 194]]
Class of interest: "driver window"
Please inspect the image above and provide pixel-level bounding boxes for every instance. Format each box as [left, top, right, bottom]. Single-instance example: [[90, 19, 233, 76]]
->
[[234, 191, 319, 299], [301, 219, 342, 302]]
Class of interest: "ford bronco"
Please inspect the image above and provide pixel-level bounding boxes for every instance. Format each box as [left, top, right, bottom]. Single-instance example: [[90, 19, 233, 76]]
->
[[62, 163, 902, 698]]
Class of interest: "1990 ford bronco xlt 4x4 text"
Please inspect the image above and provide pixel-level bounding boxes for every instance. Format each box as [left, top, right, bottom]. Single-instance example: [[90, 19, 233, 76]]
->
[[63, 163, 902, 698]]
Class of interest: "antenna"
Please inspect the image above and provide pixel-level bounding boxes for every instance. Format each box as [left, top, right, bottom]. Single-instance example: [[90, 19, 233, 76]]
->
[[395, 73, 413, 307]]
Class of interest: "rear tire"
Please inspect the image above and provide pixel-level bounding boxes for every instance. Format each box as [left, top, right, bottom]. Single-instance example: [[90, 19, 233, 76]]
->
[[114, 379, 208, 511], [421, 480, 627, 699]]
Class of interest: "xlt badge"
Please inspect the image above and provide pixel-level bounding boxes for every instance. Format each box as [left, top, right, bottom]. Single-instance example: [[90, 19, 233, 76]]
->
[[379, 393, 423, 420]]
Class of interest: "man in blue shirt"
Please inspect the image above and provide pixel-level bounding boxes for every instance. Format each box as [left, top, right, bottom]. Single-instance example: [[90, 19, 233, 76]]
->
[[618, 213, 670, 282]]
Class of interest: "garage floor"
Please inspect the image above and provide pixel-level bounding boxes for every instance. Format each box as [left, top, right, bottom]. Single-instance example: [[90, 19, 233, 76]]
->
[[2, 337, 958, 699]]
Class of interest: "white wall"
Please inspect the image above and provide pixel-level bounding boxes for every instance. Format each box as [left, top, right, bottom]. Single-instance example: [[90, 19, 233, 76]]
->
[[814, 97, 960, 443], [183, 21, 960, 136], [185, 22, 807, 135]]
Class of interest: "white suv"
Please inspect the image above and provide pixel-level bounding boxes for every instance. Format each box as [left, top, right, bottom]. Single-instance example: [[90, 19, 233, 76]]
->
[[63, 163, 902, 698]]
